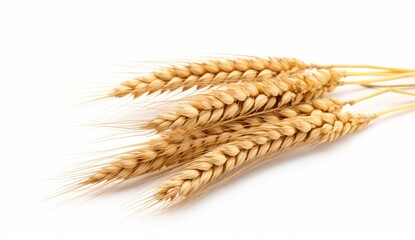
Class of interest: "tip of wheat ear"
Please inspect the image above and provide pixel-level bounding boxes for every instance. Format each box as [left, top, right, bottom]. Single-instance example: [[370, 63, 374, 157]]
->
[[108, 57, 310, 98]]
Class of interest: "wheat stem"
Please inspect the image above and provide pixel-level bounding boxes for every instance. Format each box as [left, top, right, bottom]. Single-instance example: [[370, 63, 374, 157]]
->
[[329, 64, 415, 73], [343, 72, 415, 84], [349, 87, 415, 105], [362, 83, 415, 88], [376, 102, 415, 116], [345, 71, 402, 77]]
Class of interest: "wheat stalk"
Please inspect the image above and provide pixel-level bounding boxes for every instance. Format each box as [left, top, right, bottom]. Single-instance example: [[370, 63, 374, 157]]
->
[[109, 57, 309, 98], [154, 111, 377, 202], [143, 68, 343, 133], [81, 98, 345, 185]]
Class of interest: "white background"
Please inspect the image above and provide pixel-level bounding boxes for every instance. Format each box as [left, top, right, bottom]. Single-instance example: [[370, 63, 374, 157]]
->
[[0, 0, 414, 239]]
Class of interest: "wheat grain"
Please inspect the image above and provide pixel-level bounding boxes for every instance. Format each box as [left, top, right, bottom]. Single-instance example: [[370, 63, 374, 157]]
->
[[109, 57, 309, 98], [154, 111, 376, 202], [143, 69, 343, 132], [81, 98, 345, 185]]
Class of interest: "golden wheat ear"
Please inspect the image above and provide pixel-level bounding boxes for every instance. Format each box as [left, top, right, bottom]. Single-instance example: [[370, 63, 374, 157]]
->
[[146, 88, 415, 208], [109, 57, 310, 99], [108, 58, 415, 99], [153, 111, 377, 203], [141, 68, 415, 134], [142, 68, 343, 133], [74, 98, 344, 187], [69, 87, 415, 191], [166, 102, 415, 211], [57, 56, 415, 210], [151, 99, 415, 209]]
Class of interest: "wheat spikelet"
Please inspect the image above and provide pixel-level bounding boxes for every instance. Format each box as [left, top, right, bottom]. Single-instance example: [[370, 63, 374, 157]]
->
[[154, 111, 377, 202], [81, 98, 345, 185], [143, 68, 343, 133], [109, 57, 309, 98]]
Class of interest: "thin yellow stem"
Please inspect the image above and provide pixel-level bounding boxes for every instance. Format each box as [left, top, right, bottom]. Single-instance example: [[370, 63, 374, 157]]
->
[[348, 88, 415, 105], [389, 88, 415, 97], [376, 102, 415, 116], [329, 64, 415, 73], [362, 83, 415, 88], [345, 71, 400, 77], [349, 88, 390, 105], [343, 72, 415, 85]]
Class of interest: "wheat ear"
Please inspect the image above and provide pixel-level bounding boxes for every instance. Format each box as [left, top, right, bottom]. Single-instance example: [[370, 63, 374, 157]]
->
[[79, 87, 415, 186], [81, 98, 345, 185], [109, 57, 308, 98], [154, 111, 376, 202], [143, 69, 343, 133]]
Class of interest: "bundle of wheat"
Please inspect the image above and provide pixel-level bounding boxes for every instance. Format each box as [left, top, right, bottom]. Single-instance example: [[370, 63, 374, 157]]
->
[[62, 56, 415, 213]]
